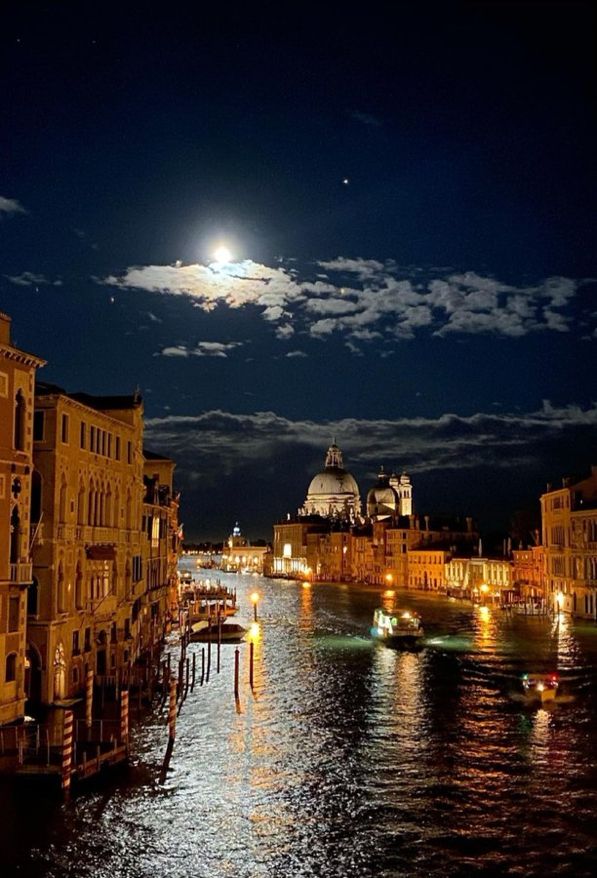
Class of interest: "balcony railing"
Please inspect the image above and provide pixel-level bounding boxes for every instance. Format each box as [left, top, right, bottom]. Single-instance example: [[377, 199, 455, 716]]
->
[[10, 562, 33, 584]]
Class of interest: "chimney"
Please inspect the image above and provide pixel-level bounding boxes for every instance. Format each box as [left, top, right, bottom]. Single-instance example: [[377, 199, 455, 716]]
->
[[424, 514, 430, 531], [465, 516, 473, 533], [0, 311, 11, 345]]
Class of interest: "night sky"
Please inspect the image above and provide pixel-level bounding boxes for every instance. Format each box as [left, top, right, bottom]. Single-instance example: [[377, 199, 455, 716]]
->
[[1, 2, 596, 541]]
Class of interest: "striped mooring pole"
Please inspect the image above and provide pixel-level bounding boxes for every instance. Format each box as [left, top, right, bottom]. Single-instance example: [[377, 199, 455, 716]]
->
[[85, 669, 94, 730], [120, 689, 129, 748], [61, 709, 74, 796]]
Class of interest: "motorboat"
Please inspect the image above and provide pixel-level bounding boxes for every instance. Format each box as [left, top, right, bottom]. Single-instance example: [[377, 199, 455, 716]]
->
[[179, 569, 193, 584], [372, 608, 424, 648], [521, 672, 559, 704], [190, 621, 248, 643]]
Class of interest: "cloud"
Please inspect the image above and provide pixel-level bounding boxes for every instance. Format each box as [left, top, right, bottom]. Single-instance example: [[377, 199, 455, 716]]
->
[[100, 257, 592, 348], [286, 350, 307, 358], [144, 401, 597, 525], [6, 271, 62, 287], [156, 340, 243, 358], [0, 196, 27, 215], [158, 345, 189, 357], [350, 110, 383, 128]]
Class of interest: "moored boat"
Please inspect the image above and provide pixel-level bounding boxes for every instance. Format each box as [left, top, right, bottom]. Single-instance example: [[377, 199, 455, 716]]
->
[[190, 621, 248, 643], [371, 608, 424, 648]]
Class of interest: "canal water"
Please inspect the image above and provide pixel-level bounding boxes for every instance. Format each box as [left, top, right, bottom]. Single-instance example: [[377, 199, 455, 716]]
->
[[2, 566, 597, 877]]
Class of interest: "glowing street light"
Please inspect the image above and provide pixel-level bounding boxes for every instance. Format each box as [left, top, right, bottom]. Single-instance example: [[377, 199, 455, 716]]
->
[[250, 591, 260, 621]]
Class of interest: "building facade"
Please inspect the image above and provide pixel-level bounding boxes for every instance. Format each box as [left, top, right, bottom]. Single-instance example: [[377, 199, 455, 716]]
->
[[0, 313, 45, 724], [541, 468, 597, 618], [28, 385, 148, 704]]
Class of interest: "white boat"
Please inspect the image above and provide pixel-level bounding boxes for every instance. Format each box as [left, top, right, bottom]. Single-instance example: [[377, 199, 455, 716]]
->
[[371, 608, 424, 648], [190, 621, 248, 643]]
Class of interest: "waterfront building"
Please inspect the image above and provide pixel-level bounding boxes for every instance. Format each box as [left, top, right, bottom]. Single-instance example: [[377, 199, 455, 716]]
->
[[220, 522, 270, 574], [511, 545, 545, 603], [273, 441, 477, 587], [142, 451, 180, 642], [299, 442, 361, 520], [408, 548, 451, 591], [541, 467, 597, 618], [28, 383, 147, 704], [0, 313, 45, 724], [444, 555, 512, 602]]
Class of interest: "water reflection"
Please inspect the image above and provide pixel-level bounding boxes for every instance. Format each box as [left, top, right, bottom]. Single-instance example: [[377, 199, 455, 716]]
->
[[2, 569, 597, 878]]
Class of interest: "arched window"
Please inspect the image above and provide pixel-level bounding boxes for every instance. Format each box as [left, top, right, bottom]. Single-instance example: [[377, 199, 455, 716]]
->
[[105, 485, 112, 528], [14, 390, 26, 451], [57, 562, 66, 613], [88, 479, 95, 526], [97, 482, 104, 526], [5, 652, 17, 683], [75, 563, 84, 609], [31, 470, 42, 524], [10, 506, 20, 564], [77, 481, 86, 525], [113, 488, 120, 527], [59, 477, 68, 523], [125, 490, 133, 530]]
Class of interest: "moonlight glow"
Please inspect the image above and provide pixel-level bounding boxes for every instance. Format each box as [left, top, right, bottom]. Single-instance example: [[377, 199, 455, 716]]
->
[[213, 245, 232, 264]]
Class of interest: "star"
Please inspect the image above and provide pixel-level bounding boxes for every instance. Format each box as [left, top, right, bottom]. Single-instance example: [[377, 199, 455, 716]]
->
[[342, 178, 350, 185]]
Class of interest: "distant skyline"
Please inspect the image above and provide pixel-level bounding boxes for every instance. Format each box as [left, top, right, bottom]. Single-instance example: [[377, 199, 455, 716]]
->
[[1, 2, 595, 540]]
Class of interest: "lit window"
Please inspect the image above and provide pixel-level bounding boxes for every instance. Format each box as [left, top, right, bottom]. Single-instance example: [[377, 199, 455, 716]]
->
[[283, 543, 292, 558]]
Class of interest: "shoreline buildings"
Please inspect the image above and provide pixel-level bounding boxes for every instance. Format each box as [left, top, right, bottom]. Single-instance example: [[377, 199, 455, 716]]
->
[[273, 441, 597, 620], [0, 312, 180, 727]]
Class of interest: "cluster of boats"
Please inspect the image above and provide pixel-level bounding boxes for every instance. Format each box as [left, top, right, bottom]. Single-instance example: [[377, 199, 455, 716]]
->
[[178, 570, 249, 643], [370, 605, 561, 706]]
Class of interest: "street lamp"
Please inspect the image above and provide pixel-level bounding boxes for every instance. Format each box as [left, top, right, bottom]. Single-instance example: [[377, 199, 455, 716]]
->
[[250, 591, 260, 622]]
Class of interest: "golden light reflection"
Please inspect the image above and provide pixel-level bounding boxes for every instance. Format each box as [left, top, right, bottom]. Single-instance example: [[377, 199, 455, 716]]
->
[[248, 621, 261, 641], [473, 603, 496, 651], [299, 578, 314, 634]]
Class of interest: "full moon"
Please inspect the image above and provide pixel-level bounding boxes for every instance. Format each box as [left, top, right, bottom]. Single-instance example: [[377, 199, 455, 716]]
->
[[213, 245, 232, 264]]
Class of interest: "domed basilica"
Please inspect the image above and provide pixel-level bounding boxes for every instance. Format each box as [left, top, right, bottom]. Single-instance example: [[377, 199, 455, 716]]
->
[[299, 442, 361, 520], [299, 442, 412, 523]]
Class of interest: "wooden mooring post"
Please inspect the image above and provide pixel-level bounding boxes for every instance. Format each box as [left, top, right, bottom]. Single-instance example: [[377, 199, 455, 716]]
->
[[61, 710, 74, 797], [85, 669, 93, 729], [168, 675, 177, 742]]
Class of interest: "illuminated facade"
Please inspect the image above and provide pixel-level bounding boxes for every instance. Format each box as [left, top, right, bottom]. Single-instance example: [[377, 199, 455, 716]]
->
[[221, 522, 269, 573], [28, 384, 150, 704], [142, 451, 180, 641], [541, 468, 597, 618], [0, 313, 45, 724]]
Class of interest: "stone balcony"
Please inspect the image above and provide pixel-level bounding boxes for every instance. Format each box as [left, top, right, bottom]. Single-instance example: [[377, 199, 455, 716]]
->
[[9, 562, 33, 584]]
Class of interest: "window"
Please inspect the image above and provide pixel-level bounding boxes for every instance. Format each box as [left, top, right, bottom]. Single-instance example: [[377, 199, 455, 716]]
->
[[14, 390, 25, 450], [84, 627, 91, 652], [115, 436, 121, 460], [27, 578, 39, 615], [5, 653, 17, 683], [33, 411, 45, 441], [61, 413, 69, 443], [90, 425, 96, 452], [107, 433, 112, 457], [132, 555, 143, 582], [80, 421, 86, 449], [127, 441, 132, 464], [8, 596, 20, 632], [72, 630, 80, 655]]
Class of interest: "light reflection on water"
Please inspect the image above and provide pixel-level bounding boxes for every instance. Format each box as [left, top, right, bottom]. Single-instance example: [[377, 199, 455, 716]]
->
[[2, 569, 597, 878]]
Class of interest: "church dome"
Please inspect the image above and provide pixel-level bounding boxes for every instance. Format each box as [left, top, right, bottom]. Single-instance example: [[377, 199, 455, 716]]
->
[[300, 442, 361, 519], [367, 468, 399, 519]]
